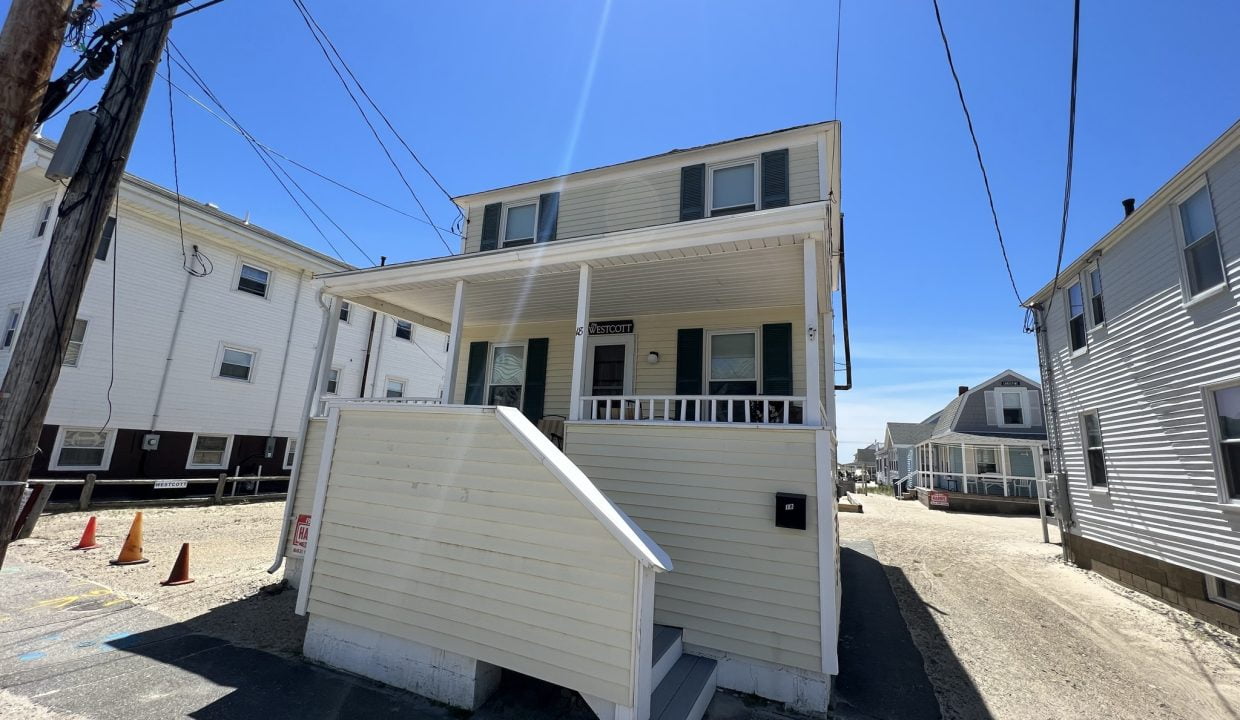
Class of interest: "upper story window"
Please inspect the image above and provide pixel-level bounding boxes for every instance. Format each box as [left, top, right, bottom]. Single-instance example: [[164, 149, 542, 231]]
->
[[1088, 266, 1105, 324], [1067, 282, 1087, 352], [96, 217, 115, 261], [502, 202, 537, 247], [708, 160, 757, 216], [63, 319, 87, 366], [339, 301, 351, 323], [1082, 412, 1107, 487], [1000, 391, 1025, 425], [1177, 184, 1226, 298], [3, 305, 21, 349], [707, 330, 758, 395], [218, 346, 255, 382], [1211, 384, 1240, 502], [33, 200, 53, 239], [394, 319, 413, 341], [236, 262, 271, 298]]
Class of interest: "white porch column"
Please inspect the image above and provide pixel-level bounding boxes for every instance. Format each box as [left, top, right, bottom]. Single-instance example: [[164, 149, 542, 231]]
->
[[803, 239, 822, 426], [961, 443, 968, 494], [442, 280, 466, 403], [568, 264, 592, 421], [999, 443, 1010, 497], [1035, 449, 1051, 543], [312, 295, 344, 416]]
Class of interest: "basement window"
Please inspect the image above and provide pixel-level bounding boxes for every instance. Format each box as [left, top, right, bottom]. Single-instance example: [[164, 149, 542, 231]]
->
[[188, 434, 231, 469], [1211, 384, 1240, 501], [51, 428, 114, 470], [1207, 576, 1240, 612], [62, 319, 88, 367]]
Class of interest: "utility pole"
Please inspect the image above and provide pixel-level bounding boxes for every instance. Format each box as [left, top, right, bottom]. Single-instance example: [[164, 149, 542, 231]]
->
[[0, 0, 73, 232], [0, 0, 176, 567]]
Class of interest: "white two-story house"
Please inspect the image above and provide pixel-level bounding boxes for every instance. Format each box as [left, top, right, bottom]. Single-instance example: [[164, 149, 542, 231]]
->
[[271, 122, 844, 719], [0, 137, 446, 489], [1028, 119, 1240, 636]]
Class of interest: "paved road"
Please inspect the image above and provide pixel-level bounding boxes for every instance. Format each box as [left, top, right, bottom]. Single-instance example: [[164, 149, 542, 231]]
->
[[840, 495, 1240, 720]]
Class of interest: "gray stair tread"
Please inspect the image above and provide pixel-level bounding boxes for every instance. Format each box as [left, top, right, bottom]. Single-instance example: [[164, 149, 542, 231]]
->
[[652, 625, 680, 665], [651, 654, 717, 720]]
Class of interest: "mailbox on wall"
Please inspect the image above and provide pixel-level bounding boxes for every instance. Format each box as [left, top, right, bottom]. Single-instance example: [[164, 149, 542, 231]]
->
[[775, 492, 807, 530]]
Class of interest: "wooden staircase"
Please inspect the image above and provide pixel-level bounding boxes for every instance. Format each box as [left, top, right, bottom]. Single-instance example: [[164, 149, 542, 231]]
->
[[650, 625, 717, 720]]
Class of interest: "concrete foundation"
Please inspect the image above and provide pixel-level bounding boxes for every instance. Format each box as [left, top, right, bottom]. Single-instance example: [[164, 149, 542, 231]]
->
[[1066, 533, 1240, 636], [282, 558, 303, 589], [683, 643, 830, 717], [302, 615, 502, 710], [914, 487, 1040, 515]]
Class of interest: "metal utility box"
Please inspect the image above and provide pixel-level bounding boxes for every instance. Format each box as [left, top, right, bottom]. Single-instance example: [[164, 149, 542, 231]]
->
[[775, 492, 807, 530], [45, 111, 96, 182], [141, 433, 160, 451]]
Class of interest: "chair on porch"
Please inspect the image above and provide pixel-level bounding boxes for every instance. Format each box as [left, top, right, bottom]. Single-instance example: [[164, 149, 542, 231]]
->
[[537, 415, 566, 449]]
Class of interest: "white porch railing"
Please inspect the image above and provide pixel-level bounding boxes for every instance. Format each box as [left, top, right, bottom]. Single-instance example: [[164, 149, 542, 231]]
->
[[580, 395, 806, 425], [315, 395, 441, 415], [915, 471, 1038, 498]]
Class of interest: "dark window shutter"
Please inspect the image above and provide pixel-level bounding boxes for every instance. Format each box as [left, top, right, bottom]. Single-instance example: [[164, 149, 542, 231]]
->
[[680, 165, 705, 221], [479, 203, 501, 251], [762, 323, 793, 395], [96, 217, 115, 261], [761, 149, 789, 209], [464, 341, 489, 404], [536, 192, 559, 243], [676, 329, 704, 394], [522, 338, 549, 421]]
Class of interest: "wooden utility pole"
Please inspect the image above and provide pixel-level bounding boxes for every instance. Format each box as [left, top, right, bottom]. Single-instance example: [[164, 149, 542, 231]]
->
[[0, 0, 175, 567], [0, 0, 73, 232]]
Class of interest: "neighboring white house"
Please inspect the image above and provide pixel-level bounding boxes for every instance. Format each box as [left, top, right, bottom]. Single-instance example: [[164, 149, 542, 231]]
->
[[273, 121, 844, 719], [0, 137, 446, 483], [1027, 119, 1240, 636]]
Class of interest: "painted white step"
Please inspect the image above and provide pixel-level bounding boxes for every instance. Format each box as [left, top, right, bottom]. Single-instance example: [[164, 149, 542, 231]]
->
[[650, 654, 717, 720], [651, 624, 682, 690]]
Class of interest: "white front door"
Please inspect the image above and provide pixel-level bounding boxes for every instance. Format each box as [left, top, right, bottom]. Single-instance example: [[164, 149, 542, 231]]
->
[[583, 335, 634, 397]]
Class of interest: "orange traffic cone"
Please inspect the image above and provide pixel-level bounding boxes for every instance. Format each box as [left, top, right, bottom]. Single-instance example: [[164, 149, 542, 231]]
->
[[73, 516, 99, 550], [109, 512, 149, 566], [161, 543, 194, 586]]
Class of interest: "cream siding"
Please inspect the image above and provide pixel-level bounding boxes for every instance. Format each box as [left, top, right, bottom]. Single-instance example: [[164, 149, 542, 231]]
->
[[463, 143, 820, 254], [304, 408, 641, 705], [1044, 143, 1240, 585], [283, 418, 325, 556], [566, 423, 822, 672]]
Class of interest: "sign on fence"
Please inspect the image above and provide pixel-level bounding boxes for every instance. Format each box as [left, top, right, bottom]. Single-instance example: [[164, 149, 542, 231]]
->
[[153, 479, 189, 489], [929, 491, 950, 508], [291, 514, 312, 557]]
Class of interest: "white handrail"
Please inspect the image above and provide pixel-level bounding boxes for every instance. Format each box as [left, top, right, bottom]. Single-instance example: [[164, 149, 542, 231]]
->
[[314, 395, 441, 415], [579, 395, 807, 425]]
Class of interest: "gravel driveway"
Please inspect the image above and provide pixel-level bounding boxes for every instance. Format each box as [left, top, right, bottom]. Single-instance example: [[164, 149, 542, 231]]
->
[[840, 494, 1240, 720]]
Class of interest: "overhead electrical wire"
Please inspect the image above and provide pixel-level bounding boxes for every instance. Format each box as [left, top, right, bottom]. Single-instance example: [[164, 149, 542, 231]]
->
[[165, 46, 213, 277], [931, 0, 1023, 306], [1040, 0, 1082, 320], [832, 0, 843, 120]]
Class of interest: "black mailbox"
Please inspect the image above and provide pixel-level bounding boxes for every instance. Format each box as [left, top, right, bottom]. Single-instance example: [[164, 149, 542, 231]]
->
[[775, 492, 807, 530]]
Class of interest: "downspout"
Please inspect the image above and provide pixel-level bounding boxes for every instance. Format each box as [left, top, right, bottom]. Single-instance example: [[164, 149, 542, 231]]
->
[[268, 269, 306, 436], [150, 264, 194, 431], [267, 289, 333, 575], [833, 212, 853, 391], [367, 315, 386, 396], [358, 309, 377, 398], [1031, 302, 1071, 561]]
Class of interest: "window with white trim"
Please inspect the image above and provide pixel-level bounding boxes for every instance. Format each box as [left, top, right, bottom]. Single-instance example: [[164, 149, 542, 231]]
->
[[1000, 390, 1025, 426], [326, 368, 340, 395], [385, 377, 406, 398], [1067, 282, 1087, 352], [339, 301, 351, 323], [1177, 185, 1226, 297], [1082, 412, 1107, 487], [218, 346, 255, 382], [1212, 385, 1240, 501], [708, 160, 757, 216], [284, 439, 297, 470], [394, 319, 413, 341], [62, 319, 87, 366], [976, 447, 999, 475], [236, 262, 271, 297], [487, 343, 525, 407], [2, 305, 20, 349], [53, 428, 113, 470], [188, 434, 231, 469], [33, 200, 53, 239], [707, 330, 757, 395], [1088, 266, 1105, 324], [1207, 575, 1240, 612], [501, 202, 537, 247]]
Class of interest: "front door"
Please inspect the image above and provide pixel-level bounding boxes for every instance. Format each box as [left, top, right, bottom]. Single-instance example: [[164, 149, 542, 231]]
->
[[584, 335, 634, 418]]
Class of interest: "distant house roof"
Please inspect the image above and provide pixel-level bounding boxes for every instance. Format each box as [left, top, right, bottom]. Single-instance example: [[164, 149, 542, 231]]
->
[[887, 422, 935, 446], [853, 447, 876, 464], [921, 370, 1045, 442]]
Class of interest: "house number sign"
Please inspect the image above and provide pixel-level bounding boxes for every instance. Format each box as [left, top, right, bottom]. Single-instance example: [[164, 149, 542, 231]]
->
[[588, 320, 634, 336]]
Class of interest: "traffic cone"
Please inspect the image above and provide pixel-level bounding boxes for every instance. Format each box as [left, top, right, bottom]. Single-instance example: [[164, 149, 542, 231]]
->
[[109, 512, 149, 566], [161, 543, 194, 586], [72, 516, 99, 550]]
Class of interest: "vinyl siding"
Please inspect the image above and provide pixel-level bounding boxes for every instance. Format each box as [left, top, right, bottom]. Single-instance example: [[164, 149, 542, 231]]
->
[[953, 376, 1046, 437], [305, 407, 641, 705], [566, 423, 823, 672], [452, 307, 808, 418], [283, 417, 325, 556], [0, 191, 58, 380], [1044, 144, 1240, 585], [463, 143, 821, 253]]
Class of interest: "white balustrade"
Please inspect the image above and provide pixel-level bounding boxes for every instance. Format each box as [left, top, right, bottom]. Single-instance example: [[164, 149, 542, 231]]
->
[[579, 395, 806, 425]]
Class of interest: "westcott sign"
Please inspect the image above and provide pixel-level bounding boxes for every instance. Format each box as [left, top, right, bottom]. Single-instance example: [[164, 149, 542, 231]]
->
[[588, 320, 634, 336]]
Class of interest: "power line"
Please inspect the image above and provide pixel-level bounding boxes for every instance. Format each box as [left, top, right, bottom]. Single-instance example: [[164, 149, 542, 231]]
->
[[289, 0, 456, 255], [832, 0, 843, 120], [165, 46, 213, 277], [931, 0, 1023, 306], [1042, 0, 1082, 319]]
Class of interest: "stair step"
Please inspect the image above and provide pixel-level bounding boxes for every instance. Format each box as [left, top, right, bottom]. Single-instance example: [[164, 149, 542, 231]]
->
[[650, 654, 717, 720], [651, 624, 682, 689]]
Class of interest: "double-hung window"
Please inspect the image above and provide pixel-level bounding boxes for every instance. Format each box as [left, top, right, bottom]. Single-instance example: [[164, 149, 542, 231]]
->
[[976, 447, 999, 475], [52, 428, 114, 470], [62, 319, 88, 366], [1207, 576, 1240, 612], [707, 331, 758, 395], [188, 434, 231, 469], [385, 377, 406, 398], [501, 202, 537, 247], [339, 301, 351, 323], [236, 262, 271, 298], [394, 319, 413, 341], [708, 160, 757, 216], [1082, 412, 1107, 487], [1211, 385, 1240, 501], [1000, 391, 1025, 426], [1067, 282, 1087, 352], [33, 200, 53, 239], [1088, 266, 1105, 324], [284, 439, 297, 470], [218, 346, 255, 381], [326, 368, 340, 395], [2, 305, 21, 349], [1177, 185, 1226, 298], [487, 343, 525, 407]]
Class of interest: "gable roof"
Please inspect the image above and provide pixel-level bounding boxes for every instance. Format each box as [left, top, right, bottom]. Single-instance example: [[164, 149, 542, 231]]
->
[[925, 370, 1042, 438], [886, 422, 935, 446]]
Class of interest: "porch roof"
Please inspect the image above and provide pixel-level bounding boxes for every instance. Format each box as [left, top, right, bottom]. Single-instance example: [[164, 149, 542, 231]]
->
[[318, 202, 829, 328], [921, 431, 1048, 448]]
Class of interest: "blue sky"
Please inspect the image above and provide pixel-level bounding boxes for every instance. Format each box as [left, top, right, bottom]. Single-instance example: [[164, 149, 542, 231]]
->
[[34, 0, 1240, 460]]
